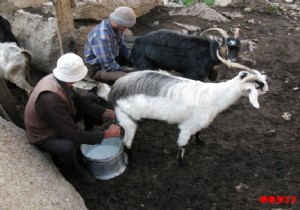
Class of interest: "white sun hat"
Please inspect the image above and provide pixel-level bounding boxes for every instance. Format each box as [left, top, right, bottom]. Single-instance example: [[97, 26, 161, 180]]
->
[[53, 53, 88, 82]]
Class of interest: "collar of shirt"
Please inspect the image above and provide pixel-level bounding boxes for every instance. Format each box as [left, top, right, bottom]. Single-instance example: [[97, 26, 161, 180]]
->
[[104, 19, 115, 36]]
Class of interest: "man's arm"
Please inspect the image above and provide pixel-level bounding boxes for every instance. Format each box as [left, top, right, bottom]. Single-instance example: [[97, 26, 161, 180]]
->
[[36, 91, 105, 144]]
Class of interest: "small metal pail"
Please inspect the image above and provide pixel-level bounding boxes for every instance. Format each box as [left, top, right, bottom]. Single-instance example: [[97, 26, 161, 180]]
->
[[81, 137, 127, 180]]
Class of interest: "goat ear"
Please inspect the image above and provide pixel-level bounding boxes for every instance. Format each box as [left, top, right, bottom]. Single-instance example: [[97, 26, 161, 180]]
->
[[248, 84, 260, 109], [22, 50, 32, 60]]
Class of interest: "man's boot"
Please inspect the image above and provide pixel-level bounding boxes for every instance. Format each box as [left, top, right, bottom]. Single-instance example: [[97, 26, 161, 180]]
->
[[71, 163, 97, 185], [52, 155, 96, 185]]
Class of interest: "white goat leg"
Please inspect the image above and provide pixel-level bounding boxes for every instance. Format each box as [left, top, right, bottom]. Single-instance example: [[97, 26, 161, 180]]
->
[[115, 107, 137, 149], [176, 128, 194, 165], [177, 129, 193, 147]]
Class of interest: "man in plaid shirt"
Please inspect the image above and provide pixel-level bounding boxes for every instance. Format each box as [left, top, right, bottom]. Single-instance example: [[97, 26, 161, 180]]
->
[[84, 6, 136, 83]]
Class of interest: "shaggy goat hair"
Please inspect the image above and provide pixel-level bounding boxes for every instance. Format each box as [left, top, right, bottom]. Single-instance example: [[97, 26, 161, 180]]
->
[[130, 28, 241, 81], [108, 70, 268, 165]]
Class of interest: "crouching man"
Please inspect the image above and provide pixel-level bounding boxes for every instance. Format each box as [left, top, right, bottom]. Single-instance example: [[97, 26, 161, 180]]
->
[[24, 53, 121, 185]]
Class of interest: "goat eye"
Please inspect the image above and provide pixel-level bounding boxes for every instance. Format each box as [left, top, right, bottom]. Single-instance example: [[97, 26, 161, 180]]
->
[[255, 81, 264, 89], [264, 75, 269, 82], [240, 72, 248, 79]]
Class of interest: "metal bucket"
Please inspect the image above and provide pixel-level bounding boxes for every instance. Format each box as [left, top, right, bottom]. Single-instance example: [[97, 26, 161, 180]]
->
[[81, 137, 127, 180]]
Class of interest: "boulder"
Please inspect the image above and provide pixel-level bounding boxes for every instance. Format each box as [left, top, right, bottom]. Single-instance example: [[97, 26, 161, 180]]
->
[[214, 0, 232, 7], [10, 9, 60, 74], [0, 116, 88, 210], [214, 0, 270, 9], [169, 2, 229, 22], [73, 0, 163, 20]]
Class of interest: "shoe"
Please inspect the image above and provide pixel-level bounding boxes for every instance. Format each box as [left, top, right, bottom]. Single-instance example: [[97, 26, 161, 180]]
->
[[52, 155, 96, 185]]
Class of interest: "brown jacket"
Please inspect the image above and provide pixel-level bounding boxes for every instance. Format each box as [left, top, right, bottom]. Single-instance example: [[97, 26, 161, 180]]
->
[[25, 74, 104, 144]]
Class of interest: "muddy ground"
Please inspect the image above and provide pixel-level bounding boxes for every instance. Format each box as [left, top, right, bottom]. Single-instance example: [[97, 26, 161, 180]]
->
[[8, 3, 300, 210]]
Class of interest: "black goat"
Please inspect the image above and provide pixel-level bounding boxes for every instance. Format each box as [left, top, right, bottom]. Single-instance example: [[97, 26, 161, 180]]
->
[[131, 28, 241, 81], [0, 15, 19, 46]]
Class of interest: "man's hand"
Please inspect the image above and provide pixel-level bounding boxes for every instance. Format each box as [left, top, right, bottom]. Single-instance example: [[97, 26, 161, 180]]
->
[[102, 109, 116, 119], [104, 124, 121, 138]]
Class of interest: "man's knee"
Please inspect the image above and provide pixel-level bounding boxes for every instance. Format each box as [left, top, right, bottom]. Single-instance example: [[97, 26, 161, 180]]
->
[[83, 91, 98, 101], [60, 140, 77, 155]]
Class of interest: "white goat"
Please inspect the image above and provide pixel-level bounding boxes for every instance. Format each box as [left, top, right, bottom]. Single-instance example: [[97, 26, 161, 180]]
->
[[107, 69, 268, 165], [0, 42, 33, 95], [72, 77, 111, 101]]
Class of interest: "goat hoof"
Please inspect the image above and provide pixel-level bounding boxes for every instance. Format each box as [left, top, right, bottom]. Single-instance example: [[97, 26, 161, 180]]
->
[[177, 158, 189, 167]]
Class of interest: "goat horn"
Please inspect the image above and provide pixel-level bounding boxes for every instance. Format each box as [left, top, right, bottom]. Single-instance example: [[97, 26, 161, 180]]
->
[[243, 75, 259, 83], [216, 50, 251, 70], [200, 28, 229, 39]]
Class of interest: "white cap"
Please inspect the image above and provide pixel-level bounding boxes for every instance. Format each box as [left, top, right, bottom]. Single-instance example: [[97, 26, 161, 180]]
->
[[53, 53, 88, 82]]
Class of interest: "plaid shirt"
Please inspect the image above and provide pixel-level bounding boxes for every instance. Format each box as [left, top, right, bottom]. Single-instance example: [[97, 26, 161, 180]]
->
[[84, 18, 130, 71]]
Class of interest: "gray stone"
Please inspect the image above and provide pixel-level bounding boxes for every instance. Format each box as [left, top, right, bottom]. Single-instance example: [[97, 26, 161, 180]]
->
[[0, 117, 88, 210], [169, 2, 229, 22]]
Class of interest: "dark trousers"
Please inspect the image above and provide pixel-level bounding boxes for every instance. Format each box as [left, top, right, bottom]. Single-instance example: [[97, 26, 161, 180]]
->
[[36, 92, 101, 175], [86, 56, 133, 84], [37, 137, 79, 168], [37, 137, 95, 184]]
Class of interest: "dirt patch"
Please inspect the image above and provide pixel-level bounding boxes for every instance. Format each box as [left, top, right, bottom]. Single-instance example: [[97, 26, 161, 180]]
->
[[8, 4, 300, 210]]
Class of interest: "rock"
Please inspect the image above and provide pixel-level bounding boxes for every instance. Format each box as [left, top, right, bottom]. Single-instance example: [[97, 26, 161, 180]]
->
[[214, 0, 232, 7], [221, 11, 244, 19], [248, 19, 255, 24], [169, 2, 229, 22], [235, 183, 250, 192], [281, 112, 292, 121], [0, 117, 88, 210], [9, 9, 60, 74], [230, 0, 269, 7], [279, 3, 300, 17], [244, 7, 252, 13], [163, 0, 183, 8], [73, 0, 163, 21], [154, 21, 160, 25], [264, 129, 277, 137]]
